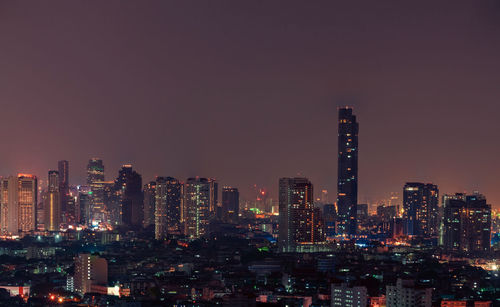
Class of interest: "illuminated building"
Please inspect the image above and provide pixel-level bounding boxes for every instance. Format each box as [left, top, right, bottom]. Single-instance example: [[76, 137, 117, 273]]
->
[[403, 182, 439, 237], [114, 165, 143, 227], [0, 174, 38, 235], [442, 193, 491, 253], [331, 283, 367, 307], [44, 170, 60, 231], [87, 158, 106, 223], [182, 177, 215, 239], [337, 107, 358, 236], [57, 160, 70, 222], [155, 176, 181, 239], [278, 177, 323, 252], [77, 188, 92, 225], [222, 187, 239, 224], [323, 203, 337, 237], [143, 181, 156, 227], [74, 253, 108, 294], [386, 279, 432, 307]]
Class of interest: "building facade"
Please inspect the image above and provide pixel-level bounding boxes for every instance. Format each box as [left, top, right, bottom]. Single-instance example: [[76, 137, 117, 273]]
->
[[403, 182, 439, 237], [337, 107, 359, 236]]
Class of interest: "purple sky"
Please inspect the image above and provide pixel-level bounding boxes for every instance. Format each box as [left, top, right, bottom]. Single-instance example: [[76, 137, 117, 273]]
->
[[1, 1, 500, 207]]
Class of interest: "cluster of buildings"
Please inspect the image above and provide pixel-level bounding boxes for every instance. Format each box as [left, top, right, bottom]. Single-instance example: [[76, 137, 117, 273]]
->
[[0, 107, 496, 306]]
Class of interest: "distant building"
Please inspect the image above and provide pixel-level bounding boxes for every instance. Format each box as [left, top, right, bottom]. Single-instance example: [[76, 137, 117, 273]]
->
[[323, 203, 337, 237], [377, 205, 397, 222], [357, 203, 368, 222], [58, 160, 70, 222], [74, 253, 108, 294], [386, 279, 432, 307], [87, 158, 106, 224], [183, 177, 216, 239], [155, 176, 181, 239], [114, 165, 143, 227], [442, 193, 491, 253], [278, 177, 323, 252], [44, 170, 60, 231], [403, 183, 439, 237], [222, 187, 239, 224], [331, 283, 367, 307], [337, 107, 359, 236], [143, 181, 156, 228], [0, 174, 38, 235]]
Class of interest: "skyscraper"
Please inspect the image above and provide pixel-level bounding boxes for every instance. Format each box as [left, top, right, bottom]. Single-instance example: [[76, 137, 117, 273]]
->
[[87, 158, 105, 224], [143, 181, 156, 228], [337, 107, 358, 236], [44, 170, 60, 231], [403, 183, 439, 237], [279, 177, 323, 252], [58, 160, 70, 222], [442, 193, 491, 253], [155, 176, 181, 239], [182, 177, 215, 239], [0, 174, 38, 235], [114, 165, 143, 227], [221, 187, 239, 224]]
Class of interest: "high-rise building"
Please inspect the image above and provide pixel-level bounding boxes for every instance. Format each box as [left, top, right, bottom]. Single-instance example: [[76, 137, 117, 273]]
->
[[323, 203, 337, 237], [0, 174, 38, 235], [87, 158, 105, 224], [143, 181, 156, 228], [222, 187, 239, 224], [403, 183, 439, 237], [114, 165, 143, 227], [442, 193, 491, 253], [279, 177, 323, 252], [57, 160, 70, 222], [182, 177, 215, 239], [77, 189, 92, 225], [44, 170, 60, 231], [337, 107, 358, 236], [73, 253, 108, 294], [155, 176, 181, 239]]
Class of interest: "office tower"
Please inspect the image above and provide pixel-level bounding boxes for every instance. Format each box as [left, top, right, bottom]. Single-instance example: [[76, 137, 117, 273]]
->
[[155, 177, 181, 239], [403, 183, 439, 237], [143, 181, 156, 228], [73, 254, 108, 294], [114, 165, 143, 227], [323, 203, 337, 237], [442, 193, 491, 253], [77, 190, 92, 225], [182, 177, 215, 239], [87, 158, 105, 224], [0, 174, 38, 235], [331, 283, 367, 307], [222, 187, 239, 223], [209, 178, 218, 213], [44, 171, 60, 231], [337, 107, 359, 236], [386, 279, 432, 307], [57, 160, 70, 222], [278, 177, 323, 252]]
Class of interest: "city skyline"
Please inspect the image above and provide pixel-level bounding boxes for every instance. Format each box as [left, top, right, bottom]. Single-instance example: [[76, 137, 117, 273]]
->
[[0, 2, 498, 305], [2, 2, 500, 207]]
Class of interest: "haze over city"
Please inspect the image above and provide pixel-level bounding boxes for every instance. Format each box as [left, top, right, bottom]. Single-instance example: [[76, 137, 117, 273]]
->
[[2, 1, 500, 207]]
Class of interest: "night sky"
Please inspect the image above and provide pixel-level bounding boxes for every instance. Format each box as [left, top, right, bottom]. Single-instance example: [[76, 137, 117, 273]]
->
[[2, 1, 500, 207]]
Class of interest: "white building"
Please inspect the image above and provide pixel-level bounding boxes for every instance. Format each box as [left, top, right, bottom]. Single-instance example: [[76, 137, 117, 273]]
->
[[331, 283, 367, 307], [386, 279, 432, 307]]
